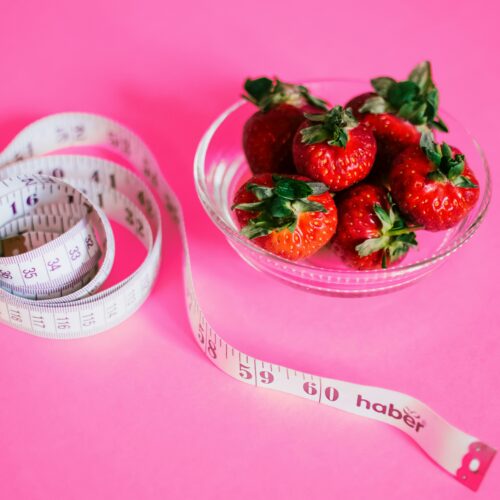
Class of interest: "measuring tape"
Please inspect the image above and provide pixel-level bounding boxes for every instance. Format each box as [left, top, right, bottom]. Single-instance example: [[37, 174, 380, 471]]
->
[[0, 113, 495, 491]]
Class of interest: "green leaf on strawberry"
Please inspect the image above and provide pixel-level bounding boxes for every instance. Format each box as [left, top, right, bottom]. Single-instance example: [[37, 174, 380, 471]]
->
[[274, 177, 315, 199], [359, 61, 448, 132], [244, 183, 274, 200], [408, 61, 434, 92], [244, 78, 274, 104], [355, 202, 419, 269], [300, 106, 358, 148], [420, 132, 478, 188], [232, 175, 330, 239], [371, 77, 396, 98], [243, 77, 328, 112]]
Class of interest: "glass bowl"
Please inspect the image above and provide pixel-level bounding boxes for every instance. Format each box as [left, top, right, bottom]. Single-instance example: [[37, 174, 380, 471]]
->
[[194, 80, 491, 296]]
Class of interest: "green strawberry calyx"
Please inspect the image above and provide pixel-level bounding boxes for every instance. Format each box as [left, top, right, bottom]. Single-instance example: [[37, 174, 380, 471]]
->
[[359, 61, 448, 132], [300, 105, 358, 148], [243, 77, 328, 113], [232, 176, 330, 239], [420, 132, 478, 188], [355, 197, 420, 268]]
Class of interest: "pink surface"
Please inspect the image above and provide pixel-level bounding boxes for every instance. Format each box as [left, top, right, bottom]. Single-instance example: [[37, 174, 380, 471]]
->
[[0, 1, 499, 498]]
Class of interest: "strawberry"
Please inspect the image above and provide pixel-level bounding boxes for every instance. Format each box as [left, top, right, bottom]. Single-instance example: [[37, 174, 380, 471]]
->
[[292, 106, 376, 191], [346, 62, 448, 178], [332, 183, 418, 269], [388, 132, 480, 231], [232, 174, 337, 261], [243, 77, 328, 174]]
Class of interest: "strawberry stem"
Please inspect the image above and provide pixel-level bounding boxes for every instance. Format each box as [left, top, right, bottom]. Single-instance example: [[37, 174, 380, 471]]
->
[[300, 106, 358, 147], [234, 176, 330, 239], [387, 226, 423, 236], [355, 200, 419, 264], [359, 61, 448, 132], [243, 77, 328, 112], [420, 132, 478, 188]]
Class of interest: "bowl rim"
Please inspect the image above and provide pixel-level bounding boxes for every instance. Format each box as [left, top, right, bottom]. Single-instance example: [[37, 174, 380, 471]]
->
[[194, 79, 492, 275]]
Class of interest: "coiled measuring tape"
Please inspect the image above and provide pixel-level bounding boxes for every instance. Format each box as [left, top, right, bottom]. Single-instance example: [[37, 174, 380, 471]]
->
[[0, 113, 495, 491]]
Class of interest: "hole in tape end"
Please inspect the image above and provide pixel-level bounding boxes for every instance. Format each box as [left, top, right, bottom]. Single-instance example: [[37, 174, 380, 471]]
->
[[469, 458, 480, 473]]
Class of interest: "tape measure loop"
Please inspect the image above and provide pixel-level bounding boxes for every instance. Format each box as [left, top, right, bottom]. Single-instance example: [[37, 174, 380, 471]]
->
[[0, 115, 162, 337]]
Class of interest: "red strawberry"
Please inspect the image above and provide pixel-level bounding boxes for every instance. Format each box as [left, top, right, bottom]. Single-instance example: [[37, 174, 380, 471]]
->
[[232, 173, 337, 261], [388, 133, 480, 231], [347, 92, 421, 175], [346, 62, 448, 179], [292, 106, 376, 191], [243, 77, 328, 174], [332, 183, 418, 269]]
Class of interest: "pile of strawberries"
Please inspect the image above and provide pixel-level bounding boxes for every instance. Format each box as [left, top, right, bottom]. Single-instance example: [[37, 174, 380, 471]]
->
[[232, 63, 480, 269]]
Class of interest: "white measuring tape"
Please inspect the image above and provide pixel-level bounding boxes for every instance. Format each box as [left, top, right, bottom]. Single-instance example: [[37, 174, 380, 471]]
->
[[0, 113, 494, 491]]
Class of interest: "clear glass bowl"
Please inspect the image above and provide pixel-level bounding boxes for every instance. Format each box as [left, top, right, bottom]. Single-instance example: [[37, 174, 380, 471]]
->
[[194, 80, 491, 296]]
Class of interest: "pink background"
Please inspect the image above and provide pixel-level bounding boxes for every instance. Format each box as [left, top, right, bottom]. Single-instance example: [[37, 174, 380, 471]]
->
[[0, 1, 499, 498]]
